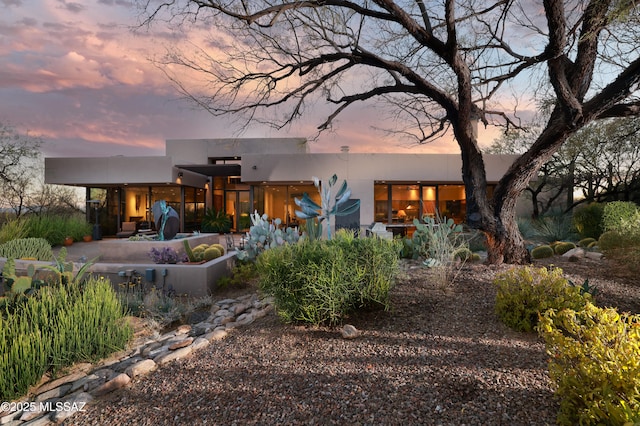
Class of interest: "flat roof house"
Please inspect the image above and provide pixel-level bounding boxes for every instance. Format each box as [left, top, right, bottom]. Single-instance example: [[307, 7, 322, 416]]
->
[[45, 138, 520, 238]]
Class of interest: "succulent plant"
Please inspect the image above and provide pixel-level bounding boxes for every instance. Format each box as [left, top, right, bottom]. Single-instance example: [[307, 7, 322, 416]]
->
[[0, 238, 53, 261], [294, 174, 360, 240], [236, 211, 300, 262]]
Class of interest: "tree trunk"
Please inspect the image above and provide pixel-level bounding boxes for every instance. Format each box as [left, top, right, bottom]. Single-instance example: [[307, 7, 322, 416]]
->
[[484, 210, 530, 264]]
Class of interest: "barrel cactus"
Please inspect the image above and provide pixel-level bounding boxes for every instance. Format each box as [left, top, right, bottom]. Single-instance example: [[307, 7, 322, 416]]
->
[[531, 245, 554, 259], [203, 246, 222, 261]]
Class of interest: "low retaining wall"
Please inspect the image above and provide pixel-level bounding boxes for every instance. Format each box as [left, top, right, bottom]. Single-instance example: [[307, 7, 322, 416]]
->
[[98, 233, 222, 263], [0, 233, 236, 297], [88, 252, 237, 297]]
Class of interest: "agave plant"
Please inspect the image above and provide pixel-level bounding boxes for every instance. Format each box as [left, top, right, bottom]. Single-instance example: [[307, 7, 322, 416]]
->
[[294, 174, 360, 240]]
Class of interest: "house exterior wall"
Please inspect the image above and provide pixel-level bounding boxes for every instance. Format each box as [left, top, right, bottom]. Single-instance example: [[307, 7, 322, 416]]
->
[[241, 152, 519, 227], [44, 138, 527, 233], [166, 137, 309, 162], [45, 156, 177, 186]]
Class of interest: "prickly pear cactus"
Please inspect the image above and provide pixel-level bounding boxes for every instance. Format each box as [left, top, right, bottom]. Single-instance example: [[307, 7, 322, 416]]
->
[[236, 211, 300, 261]]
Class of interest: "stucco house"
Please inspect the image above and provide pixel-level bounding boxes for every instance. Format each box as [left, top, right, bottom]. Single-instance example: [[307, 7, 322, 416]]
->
[[45, 138, 520, 238]]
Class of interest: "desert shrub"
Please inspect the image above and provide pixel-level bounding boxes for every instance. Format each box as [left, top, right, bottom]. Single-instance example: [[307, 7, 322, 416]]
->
[[411, 215, 469, 287], [531, 210, 578, 243], [148, 246, 181, 264], [0, 277, 132, 400], [217, 262, 259, 290], [577, 237, 596, 248], [493, 266, 591, 332], [538, 303, 640, 425], [531, 245, 554, 259], [598, 230, 636, 252], [22, 214, 92, 245], [572, 203, 605, 239], [257, 231, 399, 325], [0, 217, 29, 244], [602, 201, 638, 232], [554, 241, 576, 255]]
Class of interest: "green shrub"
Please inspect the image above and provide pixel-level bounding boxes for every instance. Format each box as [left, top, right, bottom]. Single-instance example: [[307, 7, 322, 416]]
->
[[577, 237, 597, 248], [0, 217, 29, 244], [602, 201, 638, 232], [531, 245, 554, 259], [0, 237, 53, 261], [22, 215, 92, 245], [217, 262, 259, 289], [493, 266, 591, 332], [531, 210, 578, 243], [554, 241, 577, 255], [0, 277, 132, 400], [572, 203, 605, 239], [538, 303, 640, 425], [201, 208, 232, 233], [257, 231, 399, 325], [598, 230, 635, 252]]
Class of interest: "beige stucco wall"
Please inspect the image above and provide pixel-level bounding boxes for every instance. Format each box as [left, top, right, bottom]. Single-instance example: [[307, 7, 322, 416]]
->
[[165, 138, 309, 163], [241, 153, 516, 183], [242, 152, 519, 227], [45, 156, 177, 186]]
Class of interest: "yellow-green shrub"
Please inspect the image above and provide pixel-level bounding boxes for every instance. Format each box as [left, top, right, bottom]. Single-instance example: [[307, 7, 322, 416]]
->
[[493, 266, 591, 332], [538, 303, 640, 425], [531, 245, 554, 259]]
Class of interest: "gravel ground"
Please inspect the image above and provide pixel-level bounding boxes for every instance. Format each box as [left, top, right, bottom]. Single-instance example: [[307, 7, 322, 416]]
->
[[66, 257, 639, 426]]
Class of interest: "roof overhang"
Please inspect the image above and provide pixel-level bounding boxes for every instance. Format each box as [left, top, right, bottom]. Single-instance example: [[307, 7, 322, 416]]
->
[[176, 164, 241, 177]]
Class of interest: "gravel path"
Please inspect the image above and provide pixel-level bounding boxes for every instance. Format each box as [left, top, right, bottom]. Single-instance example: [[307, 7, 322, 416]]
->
[[66, 258, 639, 425]]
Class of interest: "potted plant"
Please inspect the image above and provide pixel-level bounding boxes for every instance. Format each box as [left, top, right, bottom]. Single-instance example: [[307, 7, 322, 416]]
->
[[201, 208, 232, 233], [63, 236, 73, 246]]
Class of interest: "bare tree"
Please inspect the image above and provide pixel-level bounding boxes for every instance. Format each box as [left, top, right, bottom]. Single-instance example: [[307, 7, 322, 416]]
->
[[138, 0, 640, 264], [0, 123, 41, 217], [488, 117, 640, 216]]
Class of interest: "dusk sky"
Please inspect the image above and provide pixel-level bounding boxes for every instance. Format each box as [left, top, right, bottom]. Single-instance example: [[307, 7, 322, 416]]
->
[[1, 0, 502, 159]]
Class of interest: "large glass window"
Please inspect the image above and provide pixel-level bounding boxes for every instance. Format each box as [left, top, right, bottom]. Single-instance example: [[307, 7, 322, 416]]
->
[[258, 183, 319, 227], [184, 187, 206, 232], [438, 185, 466, 222], [391, 184, 420, 223], [374, 184, 389, 222], [374, 183, 492, 225], [421, 186, 437, 219]]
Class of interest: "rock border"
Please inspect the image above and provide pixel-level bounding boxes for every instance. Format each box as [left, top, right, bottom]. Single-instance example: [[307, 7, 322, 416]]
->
[[1, 293, 273, 426]]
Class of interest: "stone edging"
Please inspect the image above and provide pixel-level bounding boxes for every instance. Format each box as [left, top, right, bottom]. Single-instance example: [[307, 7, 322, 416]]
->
[[1, 293, 272, 426]]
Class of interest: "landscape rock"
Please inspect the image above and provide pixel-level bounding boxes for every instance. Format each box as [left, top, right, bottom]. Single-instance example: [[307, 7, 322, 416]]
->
[[91, 373, 131, 396], [341, 324, 360, 339], [203, 329, 228, 341], [154, 346, 193, 365], [35, 371, 86, 395], [49, 392, 93, 423], [35, 384, 72, 402], [125, 359, 157, 378], [190, 337, 210, 351], [169, 337, 193, 350]]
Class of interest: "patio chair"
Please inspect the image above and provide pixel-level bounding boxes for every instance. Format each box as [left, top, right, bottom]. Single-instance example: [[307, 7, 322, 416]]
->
[[116, 221, 137, 238]]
